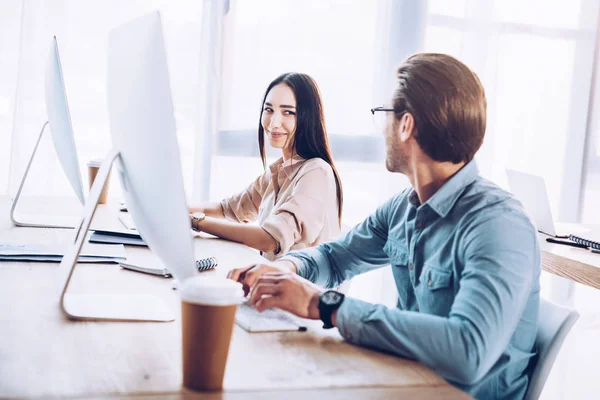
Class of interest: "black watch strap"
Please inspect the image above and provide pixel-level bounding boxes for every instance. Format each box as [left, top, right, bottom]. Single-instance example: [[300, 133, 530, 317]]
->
[[319, 290, 345, 329]]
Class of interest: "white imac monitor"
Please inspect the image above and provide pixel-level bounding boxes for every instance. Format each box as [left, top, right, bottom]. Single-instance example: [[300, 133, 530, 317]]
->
[[107, 11, 195, 283], [506, 169, 560, 237], [58, 11, 196, 321], [10, 37, 85, 229]]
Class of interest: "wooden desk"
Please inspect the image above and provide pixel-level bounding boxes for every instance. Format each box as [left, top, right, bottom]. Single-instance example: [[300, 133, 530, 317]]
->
[[540, 226, 600, 290], [0, 196, 468, 399]]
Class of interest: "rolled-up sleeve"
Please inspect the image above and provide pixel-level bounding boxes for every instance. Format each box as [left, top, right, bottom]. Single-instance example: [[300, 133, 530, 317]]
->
[[220, 173, 268, 223], [281, 195, 394, 287], [261, 165, 335, 256]]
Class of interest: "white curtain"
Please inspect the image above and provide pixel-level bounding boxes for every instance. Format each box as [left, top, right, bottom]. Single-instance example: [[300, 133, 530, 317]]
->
[[1, 0, 207, 201], [0, 1, 22, 194], [425, 0, 599, 223]]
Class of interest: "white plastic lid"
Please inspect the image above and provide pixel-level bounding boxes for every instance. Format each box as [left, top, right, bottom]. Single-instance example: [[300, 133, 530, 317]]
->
[[179, 276, 245, 306], [87, 159, 103, 168]]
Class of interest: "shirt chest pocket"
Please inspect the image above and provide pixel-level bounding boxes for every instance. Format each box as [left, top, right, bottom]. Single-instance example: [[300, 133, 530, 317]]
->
[[417, 265, 454, 316], [425, 267, 452, 290], [383, 238, 409, 266]]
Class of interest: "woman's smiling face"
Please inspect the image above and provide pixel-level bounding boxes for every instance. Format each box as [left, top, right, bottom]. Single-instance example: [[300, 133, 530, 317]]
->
[[261, 83, 297, 157]]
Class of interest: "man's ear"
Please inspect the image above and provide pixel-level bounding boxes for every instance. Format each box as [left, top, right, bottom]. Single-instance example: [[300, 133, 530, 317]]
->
[[398, 113, 415, 142]]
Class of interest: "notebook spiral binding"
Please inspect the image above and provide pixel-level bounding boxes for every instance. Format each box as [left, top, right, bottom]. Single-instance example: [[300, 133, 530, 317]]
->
[[569, 235, 600, 251], [196, 257, 218, 271]]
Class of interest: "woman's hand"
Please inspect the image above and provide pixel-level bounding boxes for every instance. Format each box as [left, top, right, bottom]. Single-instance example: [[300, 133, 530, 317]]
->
[[226, 260, 296, 296]]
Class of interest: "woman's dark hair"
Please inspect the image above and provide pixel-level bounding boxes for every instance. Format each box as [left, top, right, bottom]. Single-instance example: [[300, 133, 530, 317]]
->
[[258, 72, 343, 226]]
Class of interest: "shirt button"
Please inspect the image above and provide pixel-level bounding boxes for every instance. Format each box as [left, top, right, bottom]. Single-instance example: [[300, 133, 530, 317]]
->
[[409, 263, 413, 270], [428, 279, 432, 286], [346, 333, 353, 341], [415, 222, 423, 230], [416, 305, 420, 312]]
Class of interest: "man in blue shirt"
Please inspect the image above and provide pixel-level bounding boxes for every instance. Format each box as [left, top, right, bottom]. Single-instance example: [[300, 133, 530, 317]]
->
[[228, 53, 540, 400]]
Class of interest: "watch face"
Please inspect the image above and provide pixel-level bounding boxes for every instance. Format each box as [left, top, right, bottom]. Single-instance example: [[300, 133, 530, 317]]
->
[[322, 290, 342, 305]]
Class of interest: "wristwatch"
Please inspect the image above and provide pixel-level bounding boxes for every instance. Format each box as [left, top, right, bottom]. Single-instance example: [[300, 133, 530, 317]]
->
[[190, 212, 206, 231], [319, 290, 345, 329]]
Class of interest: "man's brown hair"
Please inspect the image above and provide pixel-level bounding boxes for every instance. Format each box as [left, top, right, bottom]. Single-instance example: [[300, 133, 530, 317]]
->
[[393, 53, 487, 163]]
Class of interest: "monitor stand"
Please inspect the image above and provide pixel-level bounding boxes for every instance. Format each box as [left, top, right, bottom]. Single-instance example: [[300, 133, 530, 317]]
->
[[58, 148, 174, 322], [10, 121, 82, 229]]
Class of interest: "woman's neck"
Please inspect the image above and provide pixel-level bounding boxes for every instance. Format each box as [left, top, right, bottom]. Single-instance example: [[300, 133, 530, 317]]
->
[[282, 147, 294, 161]]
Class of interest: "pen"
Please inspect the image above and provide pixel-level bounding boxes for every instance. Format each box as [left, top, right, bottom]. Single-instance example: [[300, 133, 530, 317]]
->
[[545, 238, 589, 249]]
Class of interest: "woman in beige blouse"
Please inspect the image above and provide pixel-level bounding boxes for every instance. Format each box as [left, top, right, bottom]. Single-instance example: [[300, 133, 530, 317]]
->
[[189, 72, 343, 261]]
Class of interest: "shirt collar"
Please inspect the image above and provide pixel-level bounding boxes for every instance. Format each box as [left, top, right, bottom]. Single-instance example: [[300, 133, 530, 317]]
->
[[269, 154, 306, 180], [408, 160, 480, 218]]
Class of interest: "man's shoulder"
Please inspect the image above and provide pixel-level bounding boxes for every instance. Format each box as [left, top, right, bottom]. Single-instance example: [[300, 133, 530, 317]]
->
[[459, 176, 537, 236], [463, 176, 527, 215]]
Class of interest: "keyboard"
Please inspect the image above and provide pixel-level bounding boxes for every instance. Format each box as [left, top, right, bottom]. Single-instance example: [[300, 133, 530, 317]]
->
[[235, 301, 306, 332]]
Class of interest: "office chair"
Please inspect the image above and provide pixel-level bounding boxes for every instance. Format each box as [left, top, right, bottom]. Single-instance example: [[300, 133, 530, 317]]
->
[[525, 298, 579, 400]]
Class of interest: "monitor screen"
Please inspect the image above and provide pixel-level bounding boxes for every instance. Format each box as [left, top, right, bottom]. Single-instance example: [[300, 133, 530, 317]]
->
[[45, 37, 85, 204], [106, 11, 195, 282], [506, 169, 556, 236]]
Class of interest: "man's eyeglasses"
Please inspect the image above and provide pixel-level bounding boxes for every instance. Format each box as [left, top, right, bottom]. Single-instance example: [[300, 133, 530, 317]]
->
[[371, 106, 395, 131], [370, 106, 394, 115]]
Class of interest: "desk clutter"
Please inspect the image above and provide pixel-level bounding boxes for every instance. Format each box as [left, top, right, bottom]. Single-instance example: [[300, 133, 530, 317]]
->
[[0, 242, 126, 263], [569, 234, 600, 251], [545, 234, 600, 254], [120, 257, 218, 278], [90, 229, 147, 246]]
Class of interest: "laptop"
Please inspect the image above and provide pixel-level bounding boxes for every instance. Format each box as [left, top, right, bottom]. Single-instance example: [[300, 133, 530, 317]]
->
[[505, 169, 568, 238]]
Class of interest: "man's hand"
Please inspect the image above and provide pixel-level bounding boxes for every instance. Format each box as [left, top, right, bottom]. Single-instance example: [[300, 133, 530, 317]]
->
[[226, 260, 296, 296], [249, 272, 323, 319]]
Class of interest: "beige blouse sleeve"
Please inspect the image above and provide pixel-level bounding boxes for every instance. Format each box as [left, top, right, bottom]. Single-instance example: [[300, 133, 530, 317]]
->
[[220, 171, 269, 223], [261, 163, 336, 256]]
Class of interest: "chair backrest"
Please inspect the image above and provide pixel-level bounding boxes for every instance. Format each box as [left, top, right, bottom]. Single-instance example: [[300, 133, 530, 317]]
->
[[525, 298, 579, 400]]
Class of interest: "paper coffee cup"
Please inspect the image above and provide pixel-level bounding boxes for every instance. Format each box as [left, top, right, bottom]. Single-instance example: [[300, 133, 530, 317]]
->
[[87, 159, 110, 204], [180, 276, 244, 391]]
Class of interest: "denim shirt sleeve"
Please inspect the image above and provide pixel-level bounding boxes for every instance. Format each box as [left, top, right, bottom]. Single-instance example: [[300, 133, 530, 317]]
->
[[336, 210, 539, 386], [280, 197, 396, 288]]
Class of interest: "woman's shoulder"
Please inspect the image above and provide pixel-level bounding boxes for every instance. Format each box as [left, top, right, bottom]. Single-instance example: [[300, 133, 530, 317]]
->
[[298, 157, 335, 178]]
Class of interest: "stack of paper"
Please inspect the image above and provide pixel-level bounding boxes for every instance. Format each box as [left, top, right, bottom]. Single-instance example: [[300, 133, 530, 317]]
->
[[0, 242, 127, 263], [89, 230, 147, 247]]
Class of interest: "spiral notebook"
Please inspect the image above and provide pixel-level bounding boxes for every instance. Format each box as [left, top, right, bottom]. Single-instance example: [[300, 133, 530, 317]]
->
[[569, 235, 600, 251], [119, 257, 218, 278]]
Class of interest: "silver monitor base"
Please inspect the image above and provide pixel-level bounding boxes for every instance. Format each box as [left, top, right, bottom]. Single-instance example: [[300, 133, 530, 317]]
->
[[62, 293, 174, 322], [58, 148, 174, 323], [10, 121, 83, 229], [11, 213, 82, 229]]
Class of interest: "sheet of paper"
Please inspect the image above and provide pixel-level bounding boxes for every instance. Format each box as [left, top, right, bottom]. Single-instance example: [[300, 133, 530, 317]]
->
[[0, 242, 125, 258], [89, 232, 147, 246], [0, 255, 125, 263]]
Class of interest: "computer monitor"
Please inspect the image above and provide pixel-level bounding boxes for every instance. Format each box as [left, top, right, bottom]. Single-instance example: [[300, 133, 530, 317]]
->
[[10, 36, 85, 229], [107, 11, 196, 283], [58, 11, 195, 321], [506, 169, 562, 237], [46, 37, 85, 204]]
